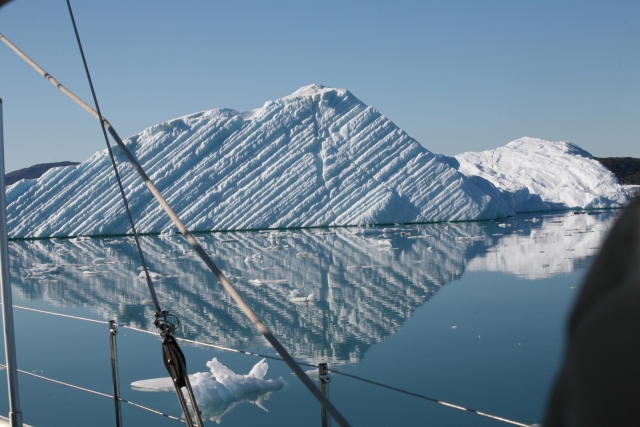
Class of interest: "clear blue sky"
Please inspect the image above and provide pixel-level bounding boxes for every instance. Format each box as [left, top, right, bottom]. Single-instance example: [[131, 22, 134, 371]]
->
[[0, 0, 638, 173]]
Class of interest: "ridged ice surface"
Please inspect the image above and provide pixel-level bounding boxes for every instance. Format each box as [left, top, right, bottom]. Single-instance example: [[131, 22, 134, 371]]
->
[[5, 85, 510, 238], [455, 137, 630, 212]]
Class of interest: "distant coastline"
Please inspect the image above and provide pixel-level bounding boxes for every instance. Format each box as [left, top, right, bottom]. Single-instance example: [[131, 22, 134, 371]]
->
[[5, 161, 79, 186], [594, 157, 640, 185]]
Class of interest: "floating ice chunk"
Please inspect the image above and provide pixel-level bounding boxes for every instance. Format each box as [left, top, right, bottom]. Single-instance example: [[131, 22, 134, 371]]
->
[[455, 235, 485, 242], [223, 275, 242, 284], [244, 254, 263, 265], [25, 264, 60, 277], [296, 252, 318, 258], [346, 265, 380, 270], [131, 358, 285, 412], [375, 239, 392, 246], [248, 279, 287, 286], [348, 228, 382, 236], [288, 291, 317, 303], [264, 244, 289, 251], [138, 271, 165, 280], [82, 270, 100, 276], [381, 228, 404, 234]]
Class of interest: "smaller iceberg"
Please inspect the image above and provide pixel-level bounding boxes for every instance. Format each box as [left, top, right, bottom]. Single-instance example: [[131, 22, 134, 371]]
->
[[131, 358, 285, 423]]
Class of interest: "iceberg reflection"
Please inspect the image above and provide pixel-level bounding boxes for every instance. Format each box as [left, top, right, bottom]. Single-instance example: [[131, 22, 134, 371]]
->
[[8, 211, 617, 365]]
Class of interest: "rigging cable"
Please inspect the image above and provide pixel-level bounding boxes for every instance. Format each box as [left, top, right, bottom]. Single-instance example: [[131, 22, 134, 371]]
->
[[0, 24, 352, 427], [0, 363, 186, 424], [9, 304, 535, 427], [63, 1, 203, 425]]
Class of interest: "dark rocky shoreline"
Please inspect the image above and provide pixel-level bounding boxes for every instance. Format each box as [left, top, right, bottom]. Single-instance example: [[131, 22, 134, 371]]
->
[[595, 157, 640, 185]]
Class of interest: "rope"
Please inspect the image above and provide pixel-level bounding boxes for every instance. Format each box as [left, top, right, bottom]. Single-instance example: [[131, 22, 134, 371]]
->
[[10, 304, 534, 426], [0, 364, 184, 423]]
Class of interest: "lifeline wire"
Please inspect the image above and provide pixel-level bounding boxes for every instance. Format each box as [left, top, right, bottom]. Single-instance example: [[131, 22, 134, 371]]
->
[[0, 363, 185, 423], [0, 30, 351, 427], [10, 304, 534, 427]]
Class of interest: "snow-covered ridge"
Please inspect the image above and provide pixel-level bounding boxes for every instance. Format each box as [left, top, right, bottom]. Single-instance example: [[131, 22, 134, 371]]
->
[[5, 86, 628, 238]]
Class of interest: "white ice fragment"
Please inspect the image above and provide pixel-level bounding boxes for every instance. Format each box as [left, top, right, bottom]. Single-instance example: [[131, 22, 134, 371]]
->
[[138, 271, 165, 280], [244, 254, 263, 265], [455, 235, 485, 242], [131, 358, 285, 411], [25, 264, 60, 277], [248, 279, 287, 286], [288, 291, 317, 303], [296, 252, 318, 258], [264, 244, 289, 251]]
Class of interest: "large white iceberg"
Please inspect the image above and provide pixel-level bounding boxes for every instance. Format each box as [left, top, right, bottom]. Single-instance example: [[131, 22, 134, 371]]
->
[[5, 86, 628, 238], [454, 137, 629, 212], [6, 85, 513, 238]]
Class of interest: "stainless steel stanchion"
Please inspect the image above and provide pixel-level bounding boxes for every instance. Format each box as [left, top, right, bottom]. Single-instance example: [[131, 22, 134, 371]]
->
[[0, 99, 23, 427], [109, 320, 122, 427], [319, 363, 332, 427]]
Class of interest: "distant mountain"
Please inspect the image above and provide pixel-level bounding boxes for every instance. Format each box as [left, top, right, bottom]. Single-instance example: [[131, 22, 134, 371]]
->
[[594, 157, 640, 185], [5, 161, 79, 186]]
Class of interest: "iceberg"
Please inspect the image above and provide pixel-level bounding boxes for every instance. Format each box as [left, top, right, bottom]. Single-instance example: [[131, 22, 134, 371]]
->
[[5, 85, 511, 238], [131, 358, 285, 423], [455, 137, 629, 212], [5, 87, 628, 238]]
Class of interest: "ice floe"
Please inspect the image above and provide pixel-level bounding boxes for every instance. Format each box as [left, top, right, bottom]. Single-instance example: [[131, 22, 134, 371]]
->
[[131, 358, 285, 424]]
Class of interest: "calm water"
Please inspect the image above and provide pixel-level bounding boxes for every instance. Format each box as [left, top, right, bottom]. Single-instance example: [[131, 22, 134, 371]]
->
[[0, 210, 619, 426]]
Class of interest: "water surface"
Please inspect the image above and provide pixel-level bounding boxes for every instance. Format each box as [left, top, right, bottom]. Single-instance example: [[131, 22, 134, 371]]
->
[[0, 210, 618, 426]]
